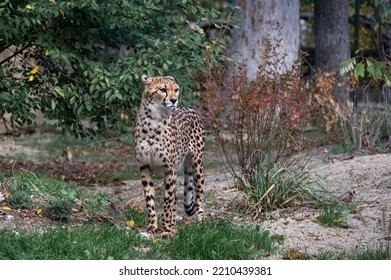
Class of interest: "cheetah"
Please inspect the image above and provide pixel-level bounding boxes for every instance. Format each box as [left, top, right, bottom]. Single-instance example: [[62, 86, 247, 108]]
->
[[134, 75, 205, 238]]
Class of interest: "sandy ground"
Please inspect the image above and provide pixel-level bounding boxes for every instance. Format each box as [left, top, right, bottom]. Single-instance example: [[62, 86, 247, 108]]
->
[[260, 151, 391, 258]]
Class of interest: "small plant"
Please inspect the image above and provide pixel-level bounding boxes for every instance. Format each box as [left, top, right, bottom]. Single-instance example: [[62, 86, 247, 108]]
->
[[124, 207, 147, 227], [236, 144, 335, 216], [329, 139, 352, 154], [88, 191, 110, 213], [43, 198, 74, 223], [340, 96, 388, 153], [339, 43, 391, 153], [8, 190, 34, 210], [317, 206, 347, 228]]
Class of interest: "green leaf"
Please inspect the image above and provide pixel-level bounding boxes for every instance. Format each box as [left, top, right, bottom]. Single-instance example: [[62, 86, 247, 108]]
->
[[353, 62, 365, 80], [115, 91, 123, 100], [53, 86, 64, 98]]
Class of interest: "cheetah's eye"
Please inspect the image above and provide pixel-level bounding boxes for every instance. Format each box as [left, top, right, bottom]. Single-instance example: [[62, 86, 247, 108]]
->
[[175, 89, 179, 93], [160, 88, 167, 93]]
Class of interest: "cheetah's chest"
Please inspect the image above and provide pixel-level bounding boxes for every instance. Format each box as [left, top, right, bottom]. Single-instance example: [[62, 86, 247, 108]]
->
[[135, 119, 187, 169]]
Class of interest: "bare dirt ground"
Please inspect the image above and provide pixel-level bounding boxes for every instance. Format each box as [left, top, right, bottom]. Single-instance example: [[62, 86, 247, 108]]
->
[[0, 132, 390, 259]]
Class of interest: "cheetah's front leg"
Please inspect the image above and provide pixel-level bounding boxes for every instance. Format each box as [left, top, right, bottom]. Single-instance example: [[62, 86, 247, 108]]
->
[[140, 165, 158, 234], [158, 169, 177, 238]]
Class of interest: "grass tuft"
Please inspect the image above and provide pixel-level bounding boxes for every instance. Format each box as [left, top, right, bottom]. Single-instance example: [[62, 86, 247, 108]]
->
[[148, 219, 278, 260], [42, 198, 74, 223], [8, 190, 34, 210], [317, 206, 347, 228], [238, 157, 336, 216], [317, 246, 390, 260]]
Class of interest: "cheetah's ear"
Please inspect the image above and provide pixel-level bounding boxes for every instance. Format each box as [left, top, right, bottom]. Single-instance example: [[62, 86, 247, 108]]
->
[[141, 74, 152, 85], [166, 76, 175, 82]]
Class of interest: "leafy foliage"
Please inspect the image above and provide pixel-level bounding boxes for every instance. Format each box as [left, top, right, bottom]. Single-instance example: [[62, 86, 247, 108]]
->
[[0, 0, 229, 136], [339, 0, 391, 86], [339, 56, 391, 86]]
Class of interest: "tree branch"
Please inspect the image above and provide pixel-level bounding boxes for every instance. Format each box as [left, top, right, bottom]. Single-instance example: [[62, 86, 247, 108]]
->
[[0, 44, 32, 66]]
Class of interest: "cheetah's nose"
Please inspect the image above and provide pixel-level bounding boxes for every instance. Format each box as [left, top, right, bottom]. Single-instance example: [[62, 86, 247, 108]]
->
[[170, 98, 177, 105]]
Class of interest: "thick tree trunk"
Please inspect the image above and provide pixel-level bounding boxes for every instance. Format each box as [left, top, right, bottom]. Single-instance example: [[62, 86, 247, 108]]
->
[[231, 0, 300, 79], [315, 0, 350, 102]]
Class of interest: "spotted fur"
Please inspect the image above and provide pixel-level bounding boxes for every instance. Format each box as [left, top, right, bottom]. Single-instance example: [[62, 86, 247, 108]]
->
[[134, 75, 205, 238]]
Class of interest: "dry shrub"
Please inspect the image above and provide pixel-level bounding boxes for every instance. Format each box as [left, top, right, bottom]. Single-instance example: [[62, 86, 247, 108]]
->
[[311, 71, 353, 132], [202, 41, 308, 178], [341, 85, 391, 152]]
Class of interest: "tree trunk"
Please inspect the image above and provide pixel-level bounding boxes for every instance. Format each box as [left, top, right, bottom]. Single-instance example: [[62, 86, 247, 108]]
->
[[230, 0, 300, 79], [315, 0, 350, 102]]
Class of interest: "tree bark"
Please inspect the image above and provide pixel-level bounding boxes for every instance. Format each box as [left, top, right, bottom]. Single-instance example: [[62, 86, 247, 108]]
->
[[315, 0, 350, 102], [230, 0, 300, 79]]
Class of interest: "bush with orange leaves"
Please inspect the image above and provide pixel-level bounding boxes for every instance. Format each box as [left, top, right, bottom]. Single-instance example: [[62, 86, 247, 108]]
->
[[202, 44, 308, 178]]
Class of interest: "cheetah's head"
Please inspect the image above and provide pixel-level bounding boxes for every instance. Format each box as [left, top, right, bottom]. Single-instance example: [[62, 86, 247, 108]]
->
[[141, 75, 179, 110]]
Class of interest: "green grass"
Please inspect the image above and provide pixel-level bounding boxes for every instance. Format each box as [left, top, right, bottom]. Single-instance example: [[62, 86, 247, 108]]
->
[[317, 203, 357, 228], [0, 225, 144, 260], [4, 171, 111, 218], [317, 247, 390, 260], [124, 207, 148, 227], [147, 219, 277, 260], [1, 131, 133, 163], [0, 219, 279, 260], [90, 169, 140, 184], [317, 207, 347, 228], [283, 246, 390, 260]]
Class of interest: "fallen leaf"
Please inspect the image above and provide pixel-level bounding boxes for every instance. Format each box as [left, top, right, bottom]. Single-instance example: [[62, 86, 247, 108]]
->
[[30, 66, 39, 74], [337, 233, 344, 237], [35, 208, 42, 214], [126, 220, 135, 227], [333, 217, 342, 223], [1, 206, 11, 210], [343, 155, 354, 161], [286, 248, 302, 260]]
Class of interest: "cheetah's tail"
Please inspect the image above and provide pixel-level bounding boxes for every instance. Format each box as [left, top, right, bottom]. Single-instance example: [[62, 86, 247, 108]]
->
[[184, 201, 196, 216]]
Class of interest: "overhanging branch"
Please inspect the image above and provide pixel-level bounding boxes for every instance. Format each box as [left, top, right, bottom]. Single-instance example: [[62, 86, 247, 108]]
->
[[0, 44, 32, 66]]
